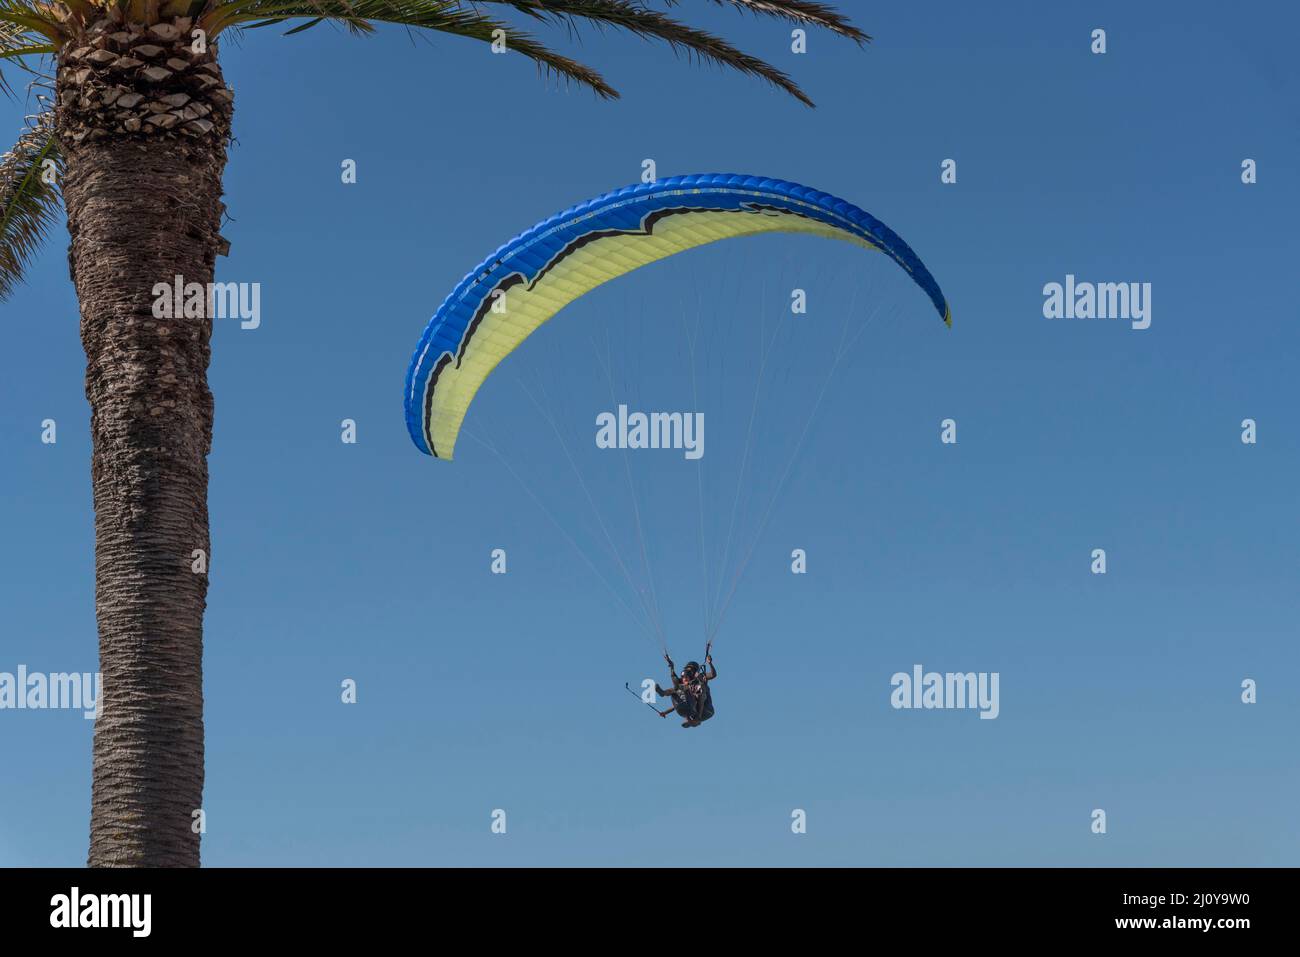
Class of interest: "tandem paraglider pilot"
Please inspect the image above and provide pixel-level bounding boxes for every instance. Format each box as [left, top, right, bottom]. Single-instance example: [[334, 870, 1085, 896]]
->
[[656, 653, 717, 728]]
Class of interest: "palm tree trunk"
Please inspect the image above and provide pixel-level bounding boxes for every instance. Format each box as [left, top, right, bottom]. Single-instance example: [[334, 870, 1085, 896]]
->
[[56, 15, 235, 868], [58, 42, 231, 862]]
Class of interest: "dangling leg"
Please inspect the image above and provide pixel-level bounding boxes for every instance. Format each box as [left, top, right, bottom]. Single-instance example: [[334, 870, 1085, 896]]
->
[[697, 687, 714, 724], [679, 692, 699, 727]]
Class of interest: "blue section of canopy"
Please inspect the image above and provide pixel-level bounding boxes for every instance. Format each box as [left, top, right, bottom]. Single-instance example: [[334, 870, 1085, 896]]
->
[[404, 173, 950, 456]]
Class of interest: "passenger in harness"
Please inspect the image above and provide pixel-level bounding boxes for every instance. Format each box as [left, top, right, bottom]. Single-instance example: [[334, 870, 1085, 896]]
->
[[655, 653, 717, 727]]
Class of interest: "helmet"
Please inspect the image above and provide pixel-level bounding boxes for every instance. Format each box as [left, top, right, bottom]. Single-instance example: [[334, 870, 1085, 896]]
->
[[683, 661, 700, 675]]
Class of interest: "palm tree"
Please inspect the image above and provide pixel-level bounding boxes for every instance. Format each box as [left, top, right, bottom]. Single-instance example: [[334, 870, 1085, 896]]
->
[[1, 0, 865, 867]]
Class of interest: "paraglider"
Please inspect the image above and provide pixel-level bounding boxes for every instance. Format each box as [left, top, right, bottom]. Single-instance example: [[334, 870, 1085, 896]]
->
[[403, 174, 952, 729], [655, 653, 718, 728], [403, 173, 951, 461]]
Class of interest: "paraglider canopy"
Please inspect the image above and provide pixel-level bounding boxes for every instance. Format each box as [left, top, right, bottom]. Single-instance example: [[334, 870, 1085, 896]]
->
[[404, 173, 951, 460]]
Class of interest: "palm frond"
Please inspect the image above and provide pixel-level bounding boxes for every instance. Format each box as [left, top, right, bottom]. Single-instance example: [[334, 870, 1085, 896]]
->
[[469, 0, 818, 105], [0, 5, 66, 45], [211, 0, 618, 96], [0, 105, 62, 301], [1, 16, 51, 97], [1, 40, 53, 57], [687, 0, 869, 44], [0, 17, 28, 47]]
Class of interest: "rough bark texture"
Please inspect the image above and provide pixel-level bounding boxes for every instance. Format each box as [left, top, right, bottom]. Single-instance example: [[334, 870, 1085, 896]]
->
[[56, 17, 231, 868], [58, 17, 233, 145]]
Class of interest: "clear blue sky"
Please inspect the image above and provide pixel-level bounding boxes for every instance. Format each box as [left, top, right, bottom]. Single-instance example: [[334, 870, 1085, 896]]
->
[[2, 2, 1297, 866]]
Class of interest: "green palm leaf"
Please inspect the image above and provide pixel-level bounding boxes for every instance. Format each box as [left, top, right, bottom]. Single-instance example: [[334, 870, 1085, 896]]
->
[[475, 0, 819, 105], [209, 1, 619, 96], [208, 0, 862, 104], [689, 1, 868, 43], [0, 6, 64, 46], [1, 16, 52, 97], [0, 106, 61, 301]]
